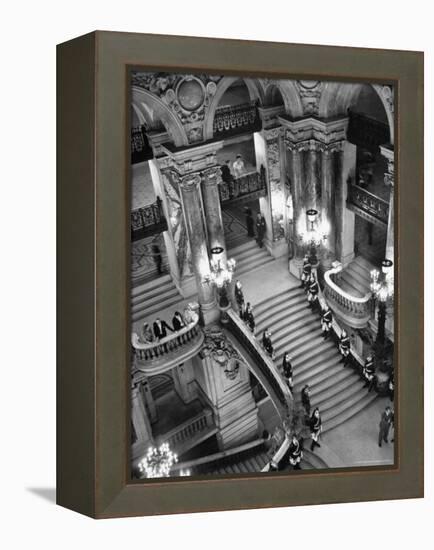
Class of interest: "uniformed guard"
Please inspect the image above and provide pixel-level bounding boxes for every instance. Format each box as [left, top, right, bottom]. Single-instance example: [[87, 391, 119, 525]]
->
[[339, 329, 351, 367], [307, 274, 319, 311], [362, 353, 376, 392], [321, 305, 333, 339], [262, 328, 275, 359], [288, 434, 303, 470], [245, 302, 255, 333], [234, 279, 244, 311], [300, 254, 312, 289], [301, 384, 311, 417], [282, 352, 293, 391], [309, 408, 323, 451]]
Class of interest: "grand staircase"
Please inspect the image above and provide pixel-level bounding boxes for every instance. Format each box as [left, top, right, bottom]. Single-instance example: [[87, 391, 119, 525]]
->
[[253, 286, 377, 433], [337, 255, 374, 298], [131, 274, 181, 322], [228, 240, 274, 277]]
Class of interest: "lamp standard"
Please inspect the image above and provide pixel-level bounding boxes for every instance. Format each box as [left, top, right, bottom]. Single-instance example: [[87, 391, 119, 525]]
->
[[203, 246, 236, 312], [299, 208, 329, 265], [370, 259, 394, 354]]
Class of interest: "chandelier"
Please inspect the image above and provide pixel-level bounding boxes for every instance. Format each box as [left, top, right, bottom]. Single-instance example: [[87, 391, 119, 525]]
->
[[138, 443, 178, 479], [370, 259, 394, 302], [298, 209, 329, 264], [203, 246, 236, 289]]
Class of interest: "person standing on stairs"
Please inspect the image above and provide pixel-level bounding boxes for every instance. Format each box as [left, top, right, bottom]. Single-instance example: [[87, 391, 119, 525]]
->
[[307, 274, 319, 311], [288, 434, 303, 470], [362, 353, 376, 392], [245, 302, 255, 333], [309, 408, 323, 451], [300, 254, 312, 289], [339, 329, 351, 367], [378, 406, 393, 447], [301, 385, 311, 417], [221, 159, 234, 198], [255, 213, 266, 248], [321, 305, 333, 339], [234, 279, 245, 311], [152, 243, 163, 275], [262, 328, 275, 359], [282, 352, 294, 391]]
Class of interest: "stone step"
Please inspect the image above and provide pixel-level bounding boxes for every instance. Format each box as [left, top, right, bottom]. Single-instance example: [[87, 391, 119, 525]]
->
[[236, 255, 275, 277], [228, 239, 258, 257], [308, 368, 359, 400], [232, 243, 269, 263], [131, 293, 183, 322], [339, 272, 365, 298], [256, 299, 310, 333], [254, 286, 302, 313], [268, 319, 320, 355], [345, 265, 371, 293], [291, 346, 339, 379], [131, 286, 179, 312], [302, 449, 328, 469], [294, 356, 345, 388], [323, 390, 377, 429], [347, 260, 372, 285], [353, 255, 376, 271], [316, 379, 366, 415], [131, 273, 172, 298]]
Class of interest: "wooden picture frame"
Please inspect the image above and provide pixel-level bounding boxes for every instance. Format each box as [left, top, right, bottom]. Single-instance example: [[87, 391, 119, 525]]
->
[[57, 31, 424, 518]]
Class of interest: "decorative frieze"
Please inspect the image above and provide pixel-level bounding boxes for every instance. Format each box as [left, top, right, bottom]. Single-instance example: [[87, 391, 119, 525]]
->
[[201, 328, 243, 381], [296, 80, 323, 115]]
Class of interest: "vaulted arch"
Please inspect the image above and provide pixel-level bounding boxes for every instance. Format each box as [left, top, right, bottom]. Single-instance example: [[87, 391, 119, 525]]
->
[[131, 86, 189, 147], [266, 80, 304, 118]]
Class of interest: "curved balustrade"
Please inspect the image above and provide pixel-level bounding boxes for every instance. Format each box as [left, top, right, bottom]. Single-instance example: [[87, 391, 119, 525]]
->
[[226, 309, 292, 420], [324, 263, 372, 328], [132, 314, 204, 375]]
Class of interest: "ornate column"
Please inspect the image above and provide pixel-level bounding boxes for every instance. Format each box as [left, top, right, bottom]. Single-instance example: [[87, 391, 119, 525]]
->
[[201, 166, 227, 261], [306, 140, 321, 212], [335, 141, 356, 267], [131, 382, 153, 460], [380, 145, 394, 262], [179, 173, 218, 325], [320, 144, 340, 270]]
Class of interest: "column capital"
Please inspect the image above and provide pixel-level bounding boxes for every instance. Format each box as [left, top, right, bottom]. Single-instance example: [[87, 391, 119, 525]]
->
[[264, 126, 282, 141], [179, 172, 202, 192], [201, 166, 222, 186]]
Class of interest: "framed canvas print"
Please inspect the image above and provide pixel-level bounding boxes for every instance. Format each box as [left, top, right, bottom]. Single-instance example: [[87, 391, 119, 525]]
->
[[57, 31, 424, 518]]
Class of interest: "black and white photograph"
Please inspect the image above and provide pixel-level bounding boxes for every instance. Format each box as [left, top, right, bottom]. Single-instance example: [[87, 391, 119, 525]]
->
[[129, 72, 396, 479]]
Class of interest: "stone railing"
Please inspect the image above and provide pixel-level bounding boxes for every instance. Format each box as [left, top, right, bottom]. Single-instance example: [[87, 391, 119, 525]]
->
[[323, 263, 372, 328], [226, 309, 292, 420], [155, 408, 215, 452], [132, 313, 204, 375], [213, 101, 260, 137], [219, 167, 267, 204], [131, 196, 168, 241], [347, 183, 389, 226]]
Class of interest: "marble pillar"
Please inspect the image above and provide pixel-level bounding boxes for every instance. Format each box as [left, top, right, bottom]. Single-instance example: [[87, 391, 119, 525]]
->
[[287, 144, 306, 277], [131, 383, 153, 460], [380, 145, 395, 262], [201, 166, 227, 262], [320, 146, 337, 270], [335, 142, 356, 267], [179, 173, 218, 325], [306, 143, 320, 212]]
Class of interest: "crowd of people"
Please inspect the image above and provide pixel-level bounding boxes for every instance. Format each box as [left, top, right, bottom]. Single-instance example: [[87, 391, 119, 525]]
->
[[140, 306, 196, 344]]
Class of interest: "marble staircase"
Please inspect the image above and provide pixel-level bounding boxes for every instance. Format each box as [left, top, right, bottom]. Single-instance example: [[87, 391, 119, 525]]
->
[[228, 240, 274, 278], [338, 256, 374, 298], [131, 274, 181, 322], [253, 287, 377, 433]]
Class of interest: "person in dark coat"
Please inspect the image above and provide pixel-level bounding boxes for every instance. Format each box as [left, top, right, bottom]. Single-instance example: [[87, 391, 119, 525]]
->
[[256, 213, 266, 248], [153, 318, 174, 340], [234, 279, 245, 310], [245, 302, 255, 333], [321, 305, 333, 339], [244, 206, 255, 237], [172, 311, 186, 332], [262, 328, 274, 358], [300, 254, 312, 289], [339, 329, 351, 367], [221, 160, 234, 198], [152, 243, 163, 275], [301, 385, 311, 417], [288, 434, 303, 470], [239, 302, 247, 322], [282, 352, 293, 391], [307, 274, 319, 311], [309, 408, 322, 451], [378, 406, 393, 447], [362, 353, 376, 392]]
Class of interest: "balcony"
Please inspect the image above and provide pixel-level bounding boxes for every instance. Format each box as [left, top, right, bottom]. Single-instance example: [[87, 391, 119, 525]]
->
[[131, 125, 153, 164], [347, 183, 389, 227], [131, 197, 168, 241], [347, 110, 390, 151], [213, 101, 261, 138], [323, 263, 372, 329], [132, 313, 204, 376], [219, 167, 267, 205]]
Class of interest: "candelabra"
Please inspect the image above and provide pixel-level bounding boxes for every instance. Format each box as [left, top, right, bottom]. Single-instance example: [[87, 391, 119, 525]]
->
[[370, 259, 394, 354], [138, 443, 178, 479], [203, 246, 236, 308], [298, 209, 329, 265]]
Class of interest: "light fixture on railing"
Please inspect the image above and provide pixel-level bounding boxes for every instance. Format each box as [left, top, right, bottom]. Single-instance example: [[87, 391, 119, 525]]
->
[[138, 442, 178, 479], [203, 247, 236, 289], [370, 259, 394, 354]]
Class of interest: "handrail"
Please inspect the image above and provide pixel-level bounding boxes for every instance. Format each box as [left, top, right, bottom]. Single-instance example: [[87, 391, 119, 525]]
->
[[132, 312, 200, 358], [226, 308, 292, 418], [172, 438, 265, 472], [350, 183, 389, 208], [347, 183, 389, 225], [324, 263, 371, 304], [155, 408, 214, 450]]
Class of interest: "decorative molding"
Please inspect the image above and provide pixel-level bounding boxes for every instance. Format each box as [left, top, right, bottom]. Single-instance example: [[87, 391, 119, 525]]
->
[[296, 80, 323, 115], [202, 166, 222, 186], [281, 116, 348, 151], [179, 173, 202, 192], [201, 327, 243, 380]]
